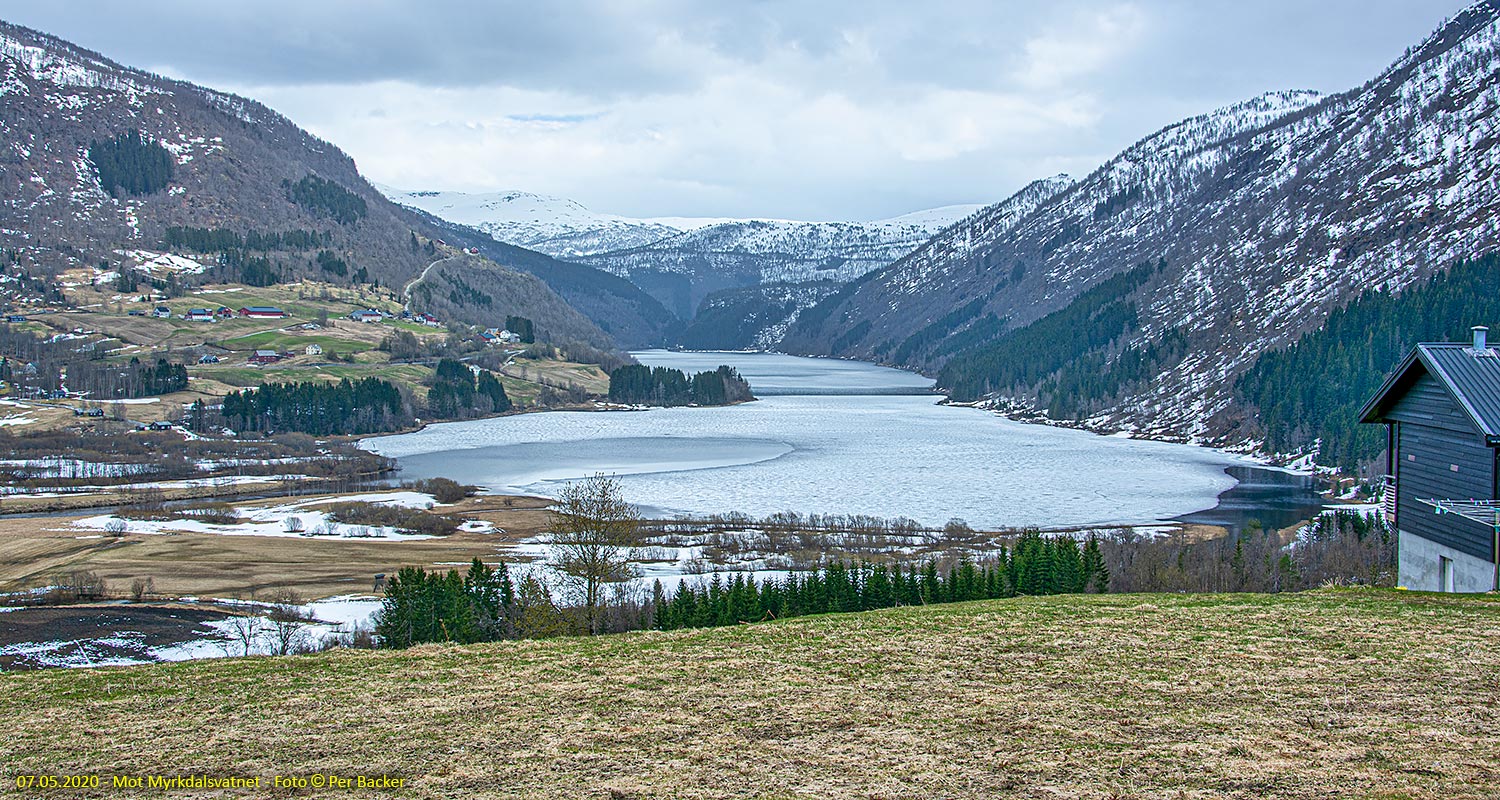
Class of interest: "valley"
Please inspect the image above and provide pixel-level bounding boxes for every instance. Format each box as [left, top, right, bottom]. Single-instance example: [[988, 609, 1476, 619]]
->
[[2, 3, 1482, 796]]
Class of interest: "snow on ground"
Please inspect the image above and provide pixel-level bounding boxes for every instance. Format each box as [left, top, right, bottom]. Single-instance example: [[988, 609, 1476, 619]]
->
[[0, 473, 302, 497], [70, 491, 441, 541], [0, 595, 386, 669], [115, 249, 208, 276], [458, 520, 497, 533]]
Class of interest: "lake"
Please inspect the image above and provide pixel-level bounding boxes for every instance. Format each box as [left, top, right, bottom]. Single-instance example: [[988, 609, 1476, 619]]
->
[[366, 351, 1321, 531]]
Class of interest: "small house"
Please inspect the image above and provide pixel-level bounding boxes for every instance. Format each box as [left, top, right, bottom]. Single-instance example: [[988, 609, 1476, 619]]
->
[[197, 354, 220, 364], [214, 307, 234, 320], [304, 343, 323, 356], [1360, 325, 1500, 592], [238, 306, 288, 319], [349, 309, 383, 323], [153, 306, 172, 319], [249, 349, 283, 364]]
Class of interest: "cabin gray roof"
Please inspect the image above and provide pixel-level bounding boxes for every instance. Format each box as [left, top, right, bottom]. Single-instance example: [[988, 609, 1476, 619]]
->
[[1360, 342, 1500, 441]]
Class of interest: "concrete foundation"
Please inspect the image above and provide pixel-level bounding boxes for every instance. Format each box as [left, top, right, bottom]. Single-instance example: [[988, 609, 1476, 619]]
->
[[1398, 530, 1498, 593]]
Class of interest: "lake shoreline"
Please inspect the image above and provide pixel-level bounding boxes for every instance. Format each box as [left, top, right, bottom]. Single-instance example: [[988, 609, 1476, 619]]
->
[[366, 352, 1274, 531]]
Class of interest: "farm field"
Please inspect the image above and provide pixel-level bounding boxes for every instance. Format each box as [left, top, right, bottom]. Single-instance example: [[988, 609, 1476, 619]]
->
[[0, 493, 555, 601], [2, 590, 1497, 799]]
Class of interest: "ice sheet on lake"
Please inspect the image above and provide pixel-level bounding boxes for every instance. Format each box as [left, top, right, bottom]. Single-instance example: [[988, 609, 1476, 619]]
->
[[369, 353, 1243, 530]]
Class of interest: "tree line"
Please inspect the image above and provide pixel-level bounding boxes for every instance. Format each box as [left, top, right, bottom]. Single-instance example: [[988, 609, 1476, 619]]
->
[[221, 377, 412, 435], [1101, 511, 1394, 593], [655, 531, 1108, 630], [373, 533, 1110, 650], [1237, 252, 1500, 470], [164, 226, 328, 253], [607, 364, 753, 406]]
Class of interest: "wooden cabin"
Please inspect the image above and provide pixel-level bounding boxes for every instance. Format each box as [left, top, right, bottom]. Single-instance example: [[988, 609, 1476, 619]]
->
[[1360, 326, 1500, 592]]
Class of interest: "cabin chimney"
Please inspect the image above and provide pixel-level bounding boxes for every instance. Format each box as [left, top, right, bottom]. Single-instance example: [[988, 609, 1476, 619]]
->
[[1473, 325, 1489, 352]]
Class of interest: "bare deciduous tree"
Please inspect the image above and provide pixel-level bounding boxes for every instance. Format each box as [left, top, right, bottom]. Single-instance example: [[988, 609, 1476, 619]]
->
[[129, 576, 153, 602], [548, 474, 640, 635], [223, 592, 262, 657], [265, 588, 313, 656]]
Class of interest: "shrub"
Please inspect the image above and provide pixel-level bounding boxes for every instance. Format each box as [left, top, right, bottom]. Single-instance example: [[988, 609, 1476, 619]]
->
[[409, 477, 478, 504], [325, 502, 459, 536]]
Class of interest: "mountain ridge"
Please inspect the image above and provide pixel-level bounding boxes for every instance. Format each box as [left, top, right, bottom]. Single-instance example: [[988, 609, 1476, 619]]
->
[[781, 0, 1500, 447]]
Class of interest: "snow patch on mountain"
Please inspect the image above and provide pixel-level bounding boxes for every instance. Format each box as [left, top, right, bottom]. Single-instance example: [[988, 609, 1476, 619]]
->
[[375, 185, 736, 258], [786, 1, 1500, 445]]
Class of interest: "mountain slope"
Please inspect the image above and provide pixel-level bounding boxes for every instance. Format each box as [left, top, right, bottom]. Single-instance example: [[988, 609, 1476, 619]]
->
[[574, 206, 983, 320], [0, 20, 611, 348], [403, 207, 681, 348], [785, 1, 1500, 443]]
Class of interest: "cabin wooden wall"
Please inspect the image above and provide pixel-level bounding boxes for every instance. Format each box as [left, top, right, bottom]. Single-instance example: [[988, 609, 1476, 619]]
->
[[1388, 375, 1496, 561]]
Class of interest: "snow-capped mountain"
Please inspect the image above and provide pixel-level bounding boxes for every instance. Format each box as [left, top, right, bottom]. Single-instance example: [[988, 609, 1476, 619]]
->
[[385, 182, 982, 324], [783, 0, 1500, 442], [572, 205, 983, 319], [375, 185, 736, 258]]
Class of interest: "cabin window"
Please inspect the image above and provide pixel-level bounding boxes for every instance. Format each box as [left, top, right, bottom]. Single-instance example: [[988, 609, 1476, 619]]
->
[[1451, 464, 1460, 472], [1407, 454, 1416, 461], [1440, 556, 1455, 593]]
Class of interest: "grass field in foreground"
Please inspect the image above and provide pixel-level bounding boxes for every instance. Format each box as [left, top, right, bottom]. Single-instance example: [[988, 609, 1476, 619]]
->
[[4, 590, 1499, 799]]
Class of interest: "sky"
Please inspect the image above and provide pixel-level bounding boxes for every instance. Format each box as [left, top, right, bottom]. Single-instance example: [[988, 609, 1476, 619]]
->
[[0, 1, 1477, 220]]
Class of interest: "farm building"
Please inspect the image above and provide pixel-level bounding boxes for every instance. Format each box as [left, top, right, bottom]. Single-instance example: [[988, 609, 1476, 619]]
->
[[238, 306, 288, 319], [304, 343, 322, 356], [349, 309, 383, 323], [484, 327, 522, 344], [185, 308, 214, 322], [1360, 325, 1500, 592], [249, 350, 283, 364]]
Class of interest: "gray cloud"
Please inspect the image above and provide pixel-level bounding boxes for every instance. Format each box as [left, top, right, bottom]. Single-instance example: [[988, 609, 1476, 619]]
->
[[0, 1, 1477, 218]]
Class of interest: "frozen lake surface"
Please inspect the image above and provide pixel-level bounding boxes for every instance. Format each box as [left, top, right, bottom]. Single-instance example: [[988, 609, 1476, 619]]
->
[[368, 351, 1252, 529]]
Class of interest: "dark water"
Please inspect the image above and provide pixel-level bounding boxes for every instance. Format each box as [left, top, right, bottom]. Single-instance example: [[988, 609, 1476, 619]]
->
[[1176, 466, 1328, 533]]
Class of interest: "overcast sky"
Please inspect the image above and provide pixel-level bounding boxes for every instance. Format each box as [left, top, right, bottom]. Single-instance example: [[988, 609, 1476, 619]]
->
[[0, 1, 1477, 220]]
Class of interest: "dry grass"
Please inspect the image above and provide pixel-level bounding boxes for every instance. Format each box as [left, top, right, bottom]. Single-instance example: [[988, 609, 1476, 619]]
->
[[0, 494, 554, 600], [3, 590, 1499, 799]]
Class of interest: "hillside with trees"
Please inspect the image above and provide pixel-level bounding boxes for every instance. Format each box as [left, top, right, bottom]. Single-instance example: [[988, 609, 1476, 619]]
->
[[87, 130, 173, 197], [1237, 252, 1500, 469]]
